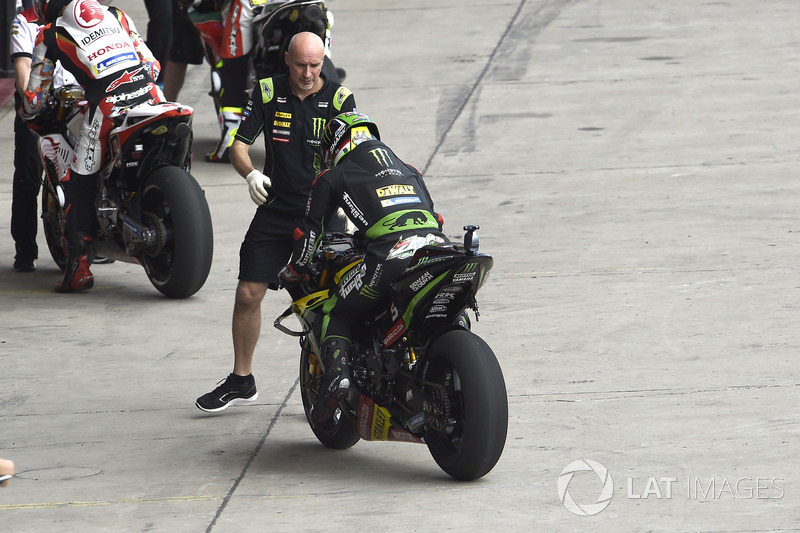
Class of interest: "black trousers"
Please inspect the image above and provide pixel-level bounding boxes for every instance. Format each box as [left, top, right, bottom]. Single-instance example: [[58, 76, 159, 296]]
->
[[12, 102, 42, 261], [144, 0, 173, 82]]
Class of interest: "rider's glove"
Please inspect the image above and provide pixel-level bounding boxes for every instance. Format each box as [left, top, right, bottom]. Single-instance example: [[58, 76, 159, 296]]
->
[[245, 169, 271, 206], [145, 60, 161, 84], [279, 264, 309, 286]]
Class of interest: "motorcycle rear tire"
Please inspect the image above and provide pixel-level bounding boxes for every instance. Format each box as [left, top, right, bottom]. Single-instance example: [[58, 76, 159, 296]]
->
[[140, 166, 214, 299], [423, 329, 508, 480], [299, 339, 360, 450]]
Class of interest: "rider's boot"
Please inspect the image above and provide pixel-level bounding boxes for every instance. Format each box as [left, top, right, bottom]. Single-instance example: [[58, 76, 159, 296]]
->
[[310, 339, 353, 425], [205, 107, 242, 163], [55, 234, 94, 293]]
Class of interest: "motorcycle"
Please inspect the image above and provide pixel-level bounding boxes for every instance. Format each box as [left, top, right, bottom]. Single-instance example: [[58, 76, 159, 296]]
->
[[185, 0, 345, 118], [275, 225, 508, 480], [32, 85, 214, 299]]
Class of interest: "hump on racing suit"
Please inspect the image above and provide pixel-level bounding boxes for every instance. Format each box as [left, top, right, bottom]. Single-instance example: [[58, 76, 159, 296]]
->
[[24, 0, 160, 115]]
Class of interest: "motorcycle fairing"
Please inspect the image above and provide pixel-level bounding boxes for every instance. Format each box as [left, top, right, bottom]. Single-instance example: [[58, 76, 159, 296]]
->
[[355, 395, 423, 444], [390, 253, 494, 344]]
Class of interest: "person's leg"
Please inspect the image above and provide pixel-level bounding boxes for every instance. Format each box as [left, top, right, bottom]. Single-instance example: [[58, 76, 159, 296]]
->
[[143, 0, 173, 83], [196, 208, 296, 412], [163, 0, 204, 102], [11, 110, 42, 272], [232, 279, 269, 376], [205, 55, 249, 162], [162, 61, 188, 102], [310, 251, 410, 422], [193, 279, 266, 413], [309, 261, 370, 424], [54, 170, 95, 292], [206, 0, 255, 162], [55, 106, 106, 293]]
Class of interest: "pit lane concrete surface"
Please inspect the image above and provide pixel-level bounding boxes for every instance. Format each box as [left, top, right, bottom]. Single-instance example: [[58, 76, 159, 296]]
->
[[1, 1, 798, 531]]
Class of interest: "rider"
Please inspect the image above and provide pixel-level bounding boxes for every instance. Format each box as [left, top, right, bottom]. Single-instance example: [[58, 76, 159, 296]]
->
[[182, 0, 257, 162], [184, 0, 335, 163], [279, 112, 446, 424], [23, 0, 163, 292]]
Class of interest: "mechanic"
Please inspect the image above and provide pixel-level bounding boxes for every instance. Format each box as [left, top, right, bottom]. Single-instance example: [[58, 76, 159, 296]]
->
[[195, 32, 356, 413]]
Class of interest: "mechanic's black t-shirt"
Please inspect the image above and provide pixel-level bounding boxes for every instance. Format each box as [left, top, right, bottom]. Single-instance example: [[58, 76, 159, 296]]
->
[[236, 74, 356, 213]]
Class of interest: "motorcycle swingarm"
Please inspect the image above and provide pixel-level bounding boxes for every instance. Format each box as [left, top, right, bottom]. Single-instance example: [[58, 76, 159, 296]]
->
[[395, 371, 450, 432], [98, 207, 162, 256]]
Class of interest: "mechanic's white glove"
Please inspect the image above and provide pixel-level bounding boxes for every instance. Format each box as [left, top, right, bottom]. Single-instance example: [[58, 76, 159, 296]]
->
[[245, 169, 271, 206]]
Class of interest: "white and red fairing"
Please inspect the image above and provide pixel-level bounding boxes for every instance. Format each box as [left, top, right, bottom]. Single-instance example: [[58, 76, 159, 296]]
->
[[107, 102, 194, 165], [37, 101, 192, 184], [36, 102, 86, 183]]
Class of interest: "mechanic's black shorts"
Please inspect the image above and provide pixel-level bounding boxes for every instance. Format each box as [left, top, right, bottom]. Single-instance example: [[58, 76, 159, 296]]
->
[[170, 5, 204, 65], [238, 206, 302, 286]]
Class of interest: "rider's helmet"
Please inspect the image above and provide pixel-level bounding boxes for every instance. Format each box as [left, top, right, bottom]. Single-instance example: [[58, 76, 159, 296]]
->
[[34, 0, 72, 24], [322, 112, 380, 168]]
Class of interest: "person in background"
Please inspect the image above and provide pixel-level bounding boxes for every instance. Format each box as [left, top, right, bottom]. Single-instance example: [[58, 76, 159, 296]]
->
[[143, 0, 172, 85], [9, 5, 44, 272], [180, 0, 259, 162], [9, 2, 75, 272], [162, 0, 204, 102], [24, 0, 163, 292]]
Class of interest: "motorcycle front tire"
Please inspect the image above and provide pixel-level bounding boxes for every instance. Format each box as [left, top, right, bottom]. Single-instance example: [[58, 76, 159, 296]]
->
[[140, 166, 214, 298], [299, 339, 360, 450], [41, 178, 67, 271], [423, 329, 508, 481]]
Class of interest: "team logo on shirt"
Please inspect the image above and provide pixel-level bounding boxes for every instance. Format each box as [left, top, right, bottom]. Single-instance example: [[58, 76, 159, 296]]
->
[[376, 184, 415, 197], [75, 0, 104, 29], [106, 66, 145, 91], [312, 118, 325, 138], [380, 197, 421, 207]]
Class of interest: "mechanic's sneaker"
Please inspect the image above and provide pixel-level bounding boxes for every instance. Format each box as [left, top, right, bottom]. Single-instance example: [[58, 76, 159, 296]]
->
[[196, 373, 258, 413], [13, 256, 36, 272]]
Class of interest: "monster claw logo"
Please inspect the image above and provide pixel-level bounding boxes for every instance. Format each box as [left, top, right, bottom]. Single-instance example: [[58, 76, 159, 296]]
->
[[312, 118, 325, 139], [75, 0, 104, 28], [369, 148, 393, 166]]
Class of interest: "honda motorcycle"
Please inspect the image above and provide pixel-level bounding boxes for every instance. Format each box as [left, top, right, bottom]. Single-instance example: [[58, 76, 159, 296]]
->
[[32, 85, 214, 299], [275, 226, 508, 480], [185, 0, 345, 117]]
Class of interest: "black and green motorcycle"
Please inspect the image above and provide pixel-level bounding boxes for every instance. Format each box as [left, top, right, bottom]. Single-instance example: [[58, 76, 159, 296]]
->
[[275, 225, 508, 481]]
